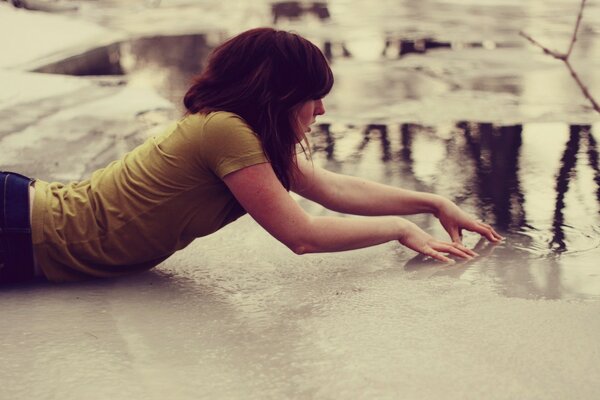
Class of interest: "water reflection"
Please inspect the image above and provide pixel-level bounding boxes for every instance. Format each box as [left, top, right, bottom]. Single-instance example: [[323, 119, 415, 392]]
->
[[552, 125, 583, 252], [271, 0, 512, 61], [382, 37, 461, 59], [551, 125, 597, 252], [310, 122, 600, 299], [35, 34, 219, 108], [321, 36, 511, 62], [311, 122, 600, 237], [458, 122, 526, 230], [35, 43, 124, 76], [119, 34, 215, 107], [322, 41, 352, 60], [588, 129, 600, 202], [271, 1, 330, 23]]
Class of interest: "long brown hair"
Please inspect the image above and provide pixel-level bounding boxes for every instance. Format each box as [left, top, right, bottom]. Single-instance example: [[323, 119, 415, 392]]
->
[[183, 28, 334, 190]]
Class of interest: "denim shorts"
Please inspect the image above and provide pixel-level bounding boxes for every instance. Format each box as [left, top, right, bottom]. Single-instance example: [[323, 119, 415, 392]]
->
[[0, 171, 36, 284]]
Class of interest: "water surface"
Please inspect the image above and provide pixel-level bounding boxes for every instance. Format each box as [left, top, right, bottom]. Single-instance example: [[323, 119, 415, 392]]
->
[[309, 121, 600, 300]]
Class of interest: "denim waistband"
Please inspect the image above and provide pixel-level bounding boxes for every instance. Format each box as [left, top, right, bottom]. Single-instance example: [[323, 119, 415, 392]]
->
[[0, 171, 35, 284]]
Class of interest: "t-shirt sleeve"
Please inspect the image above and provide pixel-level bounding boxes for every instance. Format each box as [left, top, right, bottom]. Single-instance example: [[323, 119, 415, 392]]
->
[[199, 113, 268, 179]]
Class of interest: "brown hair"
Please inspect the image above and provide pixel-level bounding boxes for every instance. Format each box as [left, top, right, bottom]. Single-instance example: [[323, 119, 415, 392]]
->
[[183, 28, 334, 190]]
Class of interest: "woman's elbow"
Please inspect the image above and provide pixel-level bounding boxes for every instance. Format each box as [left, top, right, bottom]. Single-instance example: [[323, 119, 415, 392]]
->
[[281, 218, 318, 255], [285, 234, 318, 255], [288, 241, 313, 255]]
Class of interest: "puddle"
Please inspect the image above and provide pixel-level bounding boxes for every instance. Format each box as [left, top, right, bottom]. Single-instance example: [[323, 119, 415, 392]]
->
[[308, 121, 600, 300], [272, 1, 331, 23], [34, 33, 221, 108]]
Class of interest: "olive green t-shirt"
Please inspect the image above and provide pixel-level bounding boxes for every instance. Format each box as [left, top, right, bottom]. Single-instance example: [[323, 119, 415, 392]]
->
[[31, 111, 268, 282]]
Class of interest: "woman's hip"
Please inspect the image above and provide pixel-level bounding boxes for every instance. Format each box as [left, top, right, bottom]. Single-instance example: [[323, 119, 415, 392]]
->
[[0, 171, 37, 285]]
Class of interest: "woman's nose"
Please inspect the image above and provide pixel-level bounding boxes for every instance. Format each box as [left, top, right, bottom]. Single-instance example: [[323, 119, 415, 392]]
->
[[315, 99, 325, 115]]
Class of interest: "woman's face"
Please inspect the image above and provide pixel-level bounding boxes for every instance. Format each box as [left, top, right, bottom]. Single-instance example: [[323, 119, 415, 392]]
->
[[296, 98, 326, 134]]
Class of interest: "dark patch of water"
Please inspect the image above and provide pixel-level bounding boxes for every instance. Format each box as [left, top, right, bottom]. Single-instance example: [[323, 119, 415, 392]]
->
[[34, 34, 215, 107], [310, 122, 600, 258], [272, 1, 330, 24], [35, 43, 124, 76], [311, 121, 599, 300], [303, 36, 514, 62]]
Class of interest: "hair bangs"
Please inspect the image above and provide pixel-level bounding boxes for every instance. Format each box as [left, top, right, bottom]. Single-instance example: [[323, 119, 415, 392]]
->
[[304, 40, 334, 101]]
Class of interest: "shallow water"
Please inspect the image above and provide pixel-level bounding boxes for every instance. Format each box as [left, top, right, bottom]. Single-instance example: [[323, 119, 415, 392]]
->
[[308, 121, 600, 300]]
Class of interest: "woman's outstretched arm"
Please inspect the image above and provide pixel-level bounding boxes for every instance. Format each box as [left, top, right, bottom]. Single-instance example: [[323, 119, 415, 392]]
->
[[223, 162, 473, 262], [291, 157, 503, 244]]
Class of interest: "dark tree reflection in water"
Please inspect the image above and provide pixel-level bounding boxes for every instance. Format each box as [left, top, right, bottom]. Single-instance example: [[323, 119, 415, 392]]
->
[[271, 1, 330, 24], [458, 122, 526, 230], [552, 126, 584, 252], [588, 129, 600, 203], [551, 125, 599, 252], [309, 122, 600, 299]]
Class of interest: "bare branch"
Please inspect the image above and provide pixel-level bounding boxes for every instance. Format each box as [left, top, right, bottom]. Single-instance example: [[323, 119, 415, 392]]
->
[[566, 0, 587, 58], [518, 31, 564, 60], [520, 0, 599, 115], [564, 59, 600, 113]]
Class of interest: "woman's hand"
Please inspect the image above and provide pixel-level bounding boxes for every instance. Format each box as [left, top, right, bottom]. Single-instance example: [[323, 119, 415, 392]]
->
[[435, 199, 503, 244], [398, 219, 477, 263]]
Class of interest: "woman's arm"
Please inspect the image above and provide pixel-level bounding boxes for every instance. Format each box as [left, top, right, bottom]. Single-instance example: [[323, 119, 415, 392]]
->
[[291, 157, 502, 244], [291, 156, 444, 215], [223, 163, 473, 262]]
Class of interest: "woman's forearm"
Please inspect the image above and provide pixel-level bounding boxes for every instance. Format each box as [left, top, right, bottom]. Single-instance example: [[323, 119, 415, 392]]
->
[[291, 215, 408, 254], [319, 173, 447, 217], [291, 214, 474, 263]]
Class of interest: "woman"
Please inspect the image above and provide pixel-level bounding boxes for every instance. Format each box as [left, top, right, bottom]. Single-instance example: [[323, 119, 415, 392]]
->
[[0, 28, 502, 285]]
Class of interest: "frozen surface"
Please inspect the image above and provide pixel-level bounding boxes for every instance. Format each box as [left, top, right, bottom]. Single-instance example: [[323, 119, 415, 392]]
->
[[1, 1, 600, 399]]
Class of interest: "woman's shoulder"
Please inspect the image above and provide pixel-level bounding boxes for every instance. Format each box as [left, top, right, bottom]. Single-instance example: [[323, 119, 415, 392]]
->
[[180, 110, 240, 124], [181, 111, 251, 132]]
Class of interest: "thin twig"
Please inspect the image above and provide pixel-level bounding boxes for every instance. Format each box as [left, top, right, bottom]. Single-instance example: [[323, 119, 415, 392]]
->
[[566, 0, 587, 58], [518, 31, 563, 60], [564, 59, 600, 112], [519, 0, 600, 114]]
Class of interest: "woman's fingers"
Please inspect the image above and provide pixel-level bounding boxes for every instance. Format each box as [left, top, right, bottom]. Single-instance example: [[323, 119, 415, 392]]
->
[[422, 241, 476, 263], [460, 218, 504, 242], [402, 219, 492, 264], [471, 221, 504, 242], [422, 246, 454, 263], [448, 226, 463, 244], [434, 242, 473, 259], [438, 201, 504, 244], [454, 242, 478, 257]]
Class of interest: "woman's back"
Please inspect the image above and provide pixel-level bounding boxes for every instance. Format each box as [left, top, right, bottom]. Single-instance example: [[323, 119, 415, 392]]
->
[[31, 111, 267, 282]]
